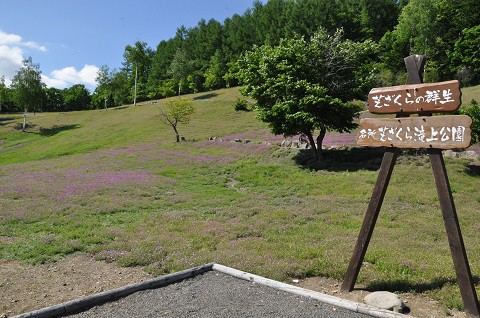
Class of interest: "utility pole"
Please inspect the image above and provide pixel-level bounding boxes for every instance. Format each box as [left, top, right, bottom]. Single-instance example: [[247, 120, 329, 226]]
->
[[133, 65, 138, 106]]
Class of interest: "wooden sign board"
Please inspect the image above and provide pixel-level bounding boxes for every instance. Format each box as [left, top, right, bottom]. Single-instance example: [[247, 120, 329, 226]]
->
[[357, 115, 472, 149], [368, 80, 461, 114]]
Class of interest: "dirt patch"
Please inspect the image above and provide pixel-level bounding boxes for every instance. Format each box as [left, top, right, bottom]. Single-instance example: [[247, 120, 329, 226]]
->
[[0, 253, 468, 317], [295, 276, 465, 318], [0, 253, 152, 317]]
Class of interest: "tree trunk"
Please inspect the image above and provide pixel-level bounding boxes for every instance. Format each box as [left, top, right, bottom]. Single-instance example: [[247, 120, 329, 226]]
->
[[316, 128, 326, 157], [22, 112, 27, 132], [172, 124, 180, 142], [178, 78, 182, 97], [305, 130, 322, 161]]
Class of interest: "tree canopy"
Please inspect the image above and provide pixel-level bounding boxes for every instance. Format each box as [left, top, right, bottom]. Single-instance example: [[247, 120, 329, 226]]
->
[[10, 57, 45, 130], [159, 98, 195, 142], [237, 29, 375, 159]]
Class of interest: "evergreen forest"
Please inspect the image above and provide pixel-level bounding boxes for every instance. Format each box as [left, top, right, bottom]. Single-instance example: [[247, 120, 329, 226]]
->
[[1, 0, 479, 112]]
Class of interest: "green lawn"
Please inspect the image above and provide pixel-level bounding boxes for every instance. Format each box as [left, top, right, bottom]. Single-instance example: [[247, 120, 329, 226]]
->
[[1, 86, 480, 312], [462, 84, 480, 104]]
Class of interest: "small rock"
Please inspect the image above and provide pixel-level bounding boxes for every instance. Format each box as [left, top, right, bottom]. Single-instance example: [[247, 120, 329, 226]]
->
[[443, 150, 456, 158], [298, 142, 310, 149], [364, 291, 405, 313], [281, 140, 292, 148], [234, 139, 242, 143], [292, 279, 299, 283], [462, 150, 477, 159]]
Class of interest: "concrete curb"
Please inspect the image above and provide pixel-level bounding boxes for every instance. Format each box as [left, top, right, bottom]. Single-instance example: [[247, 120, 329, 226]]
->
[[12, 263, 214, 318], [213, 264, 416, 318], [13, 262, 416, 318]]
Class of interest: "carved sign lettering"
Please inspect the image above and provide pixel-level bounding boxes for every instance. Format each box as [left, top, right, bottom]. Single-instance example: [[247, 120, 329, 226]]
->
[[357, 115, 472, 149], [368, 80, 461, 114]]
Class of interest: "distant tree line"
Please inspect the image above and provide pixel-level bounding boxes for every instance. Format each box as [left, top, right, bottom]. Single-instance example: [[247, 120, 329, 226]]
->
[[1, 0, 479, 113], [0, 73, 93, 113]]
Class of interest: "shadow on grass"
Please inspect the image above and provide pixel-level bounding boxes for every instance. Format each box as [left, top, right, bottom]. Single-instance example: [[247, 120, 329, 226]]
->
[[0, 116, 18, 122], [112, 106, 129, 110], [0, 117, 19, 126], [465, 163, 480, 177], [292, 147, 385, 172], [193, 93, 218, 100], [39, 124, 80, 136], [14, 123, 37, 131], [364, 275, 480, 294]]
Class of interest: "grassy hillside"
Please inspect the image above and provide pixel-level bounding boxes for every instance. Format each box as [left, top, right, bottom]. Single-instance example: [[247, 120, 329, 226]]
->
[[0, 88, 265, 165], [1, 86, 480, 313], [462, 84, 480, 104]]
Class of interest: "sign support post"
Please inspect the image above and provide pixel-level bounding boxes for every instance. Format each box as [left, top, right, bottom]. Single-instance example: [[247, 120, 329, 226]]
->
[[428, 147, 480, 316], [340, 147, 398, 292], [341, 55, 480, 317]]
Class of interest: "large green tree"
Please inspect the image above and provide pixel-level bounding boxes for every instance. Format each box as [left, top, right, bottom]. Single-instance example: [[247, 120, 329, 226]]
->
[[169, 48, 194, 96], [11, 57, 45, 131], [94, 65, 130, 109], [434, 0, 480, 80], [0, 76, 8, 113], [63, 84, 91, 111], [122, 41, 154, 102], [237, 29, 375, 159], [203, 50, 227, 90], [44, 87, 65, 112], [95, 65, 115, 109], [380, 0, 480, 81], [147, 39, 180, 99], [451, 25, 480, 85]]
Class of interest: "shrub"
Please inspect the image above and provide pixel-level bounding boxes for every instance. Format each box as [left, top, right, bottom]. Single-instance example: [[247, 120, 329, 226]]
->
[[459, 99, 480, 143], [233, 98, 249, 111]]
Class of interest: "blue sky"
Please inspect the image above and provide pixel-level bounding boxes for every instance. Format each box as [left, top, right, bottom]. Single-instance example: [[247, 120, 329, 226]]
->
[[0, 0, 260, 91]]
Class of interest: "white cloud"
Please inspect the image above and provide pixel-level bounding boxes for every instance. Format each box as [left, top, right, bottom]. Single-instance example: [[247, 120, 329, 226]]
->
[[0, 30, 46, 51], [45, 64, 99, 89], [0, 30, 98, 90], [23, 41, 47, 52], [0, 30, 47, 86], [0, 44, 24, 83], [41, 74, 68, 89], [0, 31, 22, 46]]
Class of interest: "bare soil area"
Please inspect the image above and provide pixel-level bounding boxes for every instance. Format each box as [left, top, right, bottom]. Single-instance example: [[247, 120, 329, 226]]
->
[[0, 253, 152, 317], [0, 253, 466, 318]]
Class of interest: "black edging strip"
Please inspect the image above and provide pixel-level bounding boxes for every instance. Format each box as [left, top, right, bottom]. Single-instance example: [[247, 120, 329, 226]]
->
[[13, 263, 215, 318]]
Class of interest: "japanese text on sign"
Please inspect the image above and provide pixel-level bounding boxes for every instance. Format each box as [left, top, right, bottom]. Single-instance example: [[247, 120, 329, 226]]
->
[[367, 80, 461, 114], [357, 115, 472, 149], [371, 89, 455, 108], [359, 125, 466, 143]]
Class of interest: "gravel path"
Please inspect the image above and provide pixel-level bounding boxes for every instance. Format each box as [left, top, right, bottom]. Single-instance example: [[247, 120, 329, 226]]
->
[[66, 271, 369, 318]]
